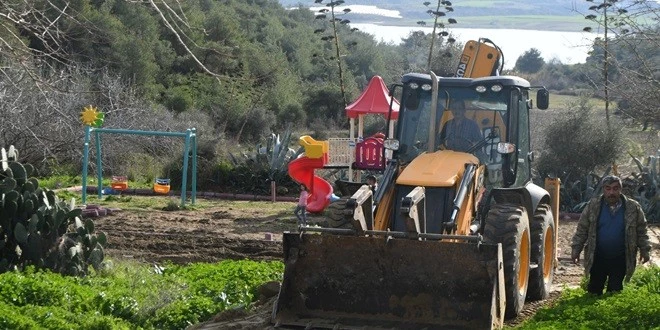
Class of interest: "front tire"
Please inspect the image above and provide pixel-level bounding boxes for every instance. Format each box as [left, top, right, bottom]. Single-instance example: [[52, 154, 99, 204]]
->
[[326, 198, 352, 229], [484, 203, 531, 319], [526, 204, 555, 301]]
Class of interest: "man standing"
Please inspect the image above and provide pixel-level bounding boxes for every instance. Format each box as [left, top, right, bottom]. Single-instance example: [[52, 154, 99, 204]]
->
[[571, 175, 651, 295]]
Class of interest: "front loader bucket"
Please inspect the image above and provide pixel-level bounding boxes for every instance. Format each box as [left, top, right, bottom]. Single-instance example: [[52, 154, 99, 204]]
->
[[273, 233, 505, 330]]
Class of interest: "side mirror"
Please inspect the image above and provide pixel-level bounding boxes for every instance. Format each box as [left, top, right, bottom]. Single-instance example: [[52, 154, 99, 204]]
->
[[497, 142, 516, 154], [536, 89, 549, 110]]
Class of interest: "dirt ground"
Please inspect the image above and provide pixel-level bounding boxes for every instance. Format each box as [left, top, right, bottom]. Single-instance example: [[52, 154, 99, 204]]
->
[[92, 199, 660, 329]]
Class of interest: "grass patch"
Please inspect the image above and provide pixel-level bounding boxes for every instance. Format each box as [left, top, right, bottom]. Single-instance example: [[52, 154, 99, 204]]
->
[[512, 266, 660, 329], [0, 260, 284, 330], [81, 194, 204, 211], [41, 174, 154, 190], [548, 93, 615, 112], [62, 193, 296, 216], [38, 175, 83, 190]]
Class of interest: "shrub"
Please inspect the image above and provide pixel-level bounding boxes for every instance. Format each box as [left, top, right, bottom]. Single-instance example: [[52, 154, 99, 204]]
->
[[162, 146, 219, 192], [116, 152, 165, 187], [536, 97, 624, 186], [165, 86, 194, 113]]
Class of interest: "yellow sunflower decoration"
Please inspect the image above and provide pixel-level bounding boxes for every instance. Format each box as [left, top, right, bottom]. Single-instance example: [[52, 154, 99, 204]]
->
[[80, 105, 105, 127]]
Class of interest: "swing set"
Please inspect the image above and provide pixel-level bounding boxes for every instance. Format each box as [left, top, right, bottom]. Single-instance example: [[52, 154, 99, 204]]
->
[[80, 106, 197, 207]]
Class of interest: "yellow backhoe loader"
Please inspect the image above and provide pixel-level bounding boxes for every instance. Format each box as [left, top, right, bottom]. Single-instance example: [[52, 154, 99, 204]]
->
[[273, 38, 560, 329]]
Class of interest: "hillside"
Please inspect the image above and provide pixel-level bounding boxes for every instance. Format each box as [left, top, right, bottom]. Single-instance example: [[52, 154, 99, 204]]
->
[[279, 0, 608, 31]]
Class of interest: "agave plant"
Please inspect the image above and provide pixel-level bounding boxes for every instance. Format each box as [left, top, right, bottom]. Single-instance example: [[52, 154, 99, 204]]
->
[[559, 168, 611, 213], [559, 151, 659, 222], [628, 151, 659, 223], [226, 126, 302, 194], [262, 127, 301, 181]]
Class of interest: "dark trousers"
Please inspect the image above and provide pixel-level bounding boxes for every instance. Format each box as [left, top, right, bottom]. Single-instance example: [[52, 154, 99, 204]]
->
[[294, 205, 307, 225], [587, 253, 626, 295]]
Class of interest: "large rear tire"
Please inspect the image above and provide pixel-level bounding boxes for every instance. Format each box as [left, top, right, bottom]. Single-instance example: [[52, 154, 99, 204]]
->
[[526, 204, 555, 301], [484, 203, 531, 319], [326, 198, 352, 229]]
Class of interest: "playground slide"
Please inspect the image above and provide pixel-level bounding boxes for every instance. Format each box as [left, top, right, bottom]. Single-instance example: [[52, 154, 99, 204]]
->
[[288, 156, 333, 213]]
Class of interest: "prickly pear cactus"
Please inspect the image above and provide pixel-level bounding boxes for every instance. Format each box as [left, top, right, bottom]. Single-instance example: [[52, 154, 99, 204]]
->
[[0, 146, 106, 276]]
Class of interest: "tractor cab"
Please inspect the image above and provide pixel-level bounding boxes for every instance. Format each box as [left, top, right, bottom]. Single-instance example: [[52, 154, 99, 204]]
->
[[392, 73, 549, 188]]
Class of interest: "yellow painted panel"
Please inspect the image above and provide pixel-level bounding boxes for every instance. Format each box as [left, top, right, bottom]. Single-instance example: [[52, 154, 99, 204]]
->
[[396, 151, 478, 187]]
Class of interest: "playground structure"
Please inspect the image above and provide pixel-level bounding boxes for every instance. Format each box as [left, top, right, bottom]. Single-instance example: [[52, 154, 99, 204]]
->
[[341, 75, 399, 179], [80, 106, 197, 207], [288, 76, 399, 212], [287, 137, 333, 213]]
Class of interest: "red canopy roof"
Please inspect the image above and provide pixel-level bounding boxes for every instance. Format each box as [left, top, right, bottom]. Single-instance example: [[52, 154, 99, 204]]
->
[[346, 75, 399, 120]]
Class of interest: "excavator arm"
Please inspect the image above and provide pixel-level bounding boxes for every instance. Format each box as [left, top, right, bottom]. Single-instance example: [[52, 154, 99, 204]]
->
[[455, 38, 504, 78]]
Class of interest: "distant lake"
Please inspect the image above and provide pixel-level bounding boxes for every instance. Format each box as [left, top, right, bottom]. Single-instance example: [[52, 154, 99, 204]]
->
[[350, 23, 599, 69]]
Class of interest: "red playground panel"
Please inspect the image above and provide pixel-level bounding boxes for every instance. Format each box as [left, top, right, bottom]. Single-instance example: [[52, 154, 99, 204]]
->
[[355, 137, 384, 170]]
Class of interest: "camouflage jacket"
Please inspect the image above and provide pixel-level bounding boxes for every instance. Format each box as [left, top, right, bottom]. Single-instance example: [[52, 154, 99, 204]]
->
[[570, 194, 651, 280]]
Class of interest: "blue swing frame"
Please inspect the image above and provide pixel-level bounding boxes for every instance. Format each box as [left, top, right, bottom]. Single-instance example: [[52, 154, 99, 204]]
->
[[81, 126, 197, 207]]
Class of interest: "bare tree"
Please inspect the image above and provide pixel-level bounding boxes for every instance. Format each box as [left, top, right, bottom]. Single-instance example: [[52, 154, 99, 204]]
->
[[0, 0, 219, 171], [0, 1, 82, 88], [421, 1, 458, 72], [582, 0, 660, 129], [312, 0, 356, 107]]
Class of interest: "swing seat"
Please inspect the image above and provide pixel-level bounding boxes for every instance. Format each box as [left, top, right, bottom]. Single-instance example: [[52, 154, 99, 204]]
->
[[153, 178, 171, 194], [111, 176, 128, 191]]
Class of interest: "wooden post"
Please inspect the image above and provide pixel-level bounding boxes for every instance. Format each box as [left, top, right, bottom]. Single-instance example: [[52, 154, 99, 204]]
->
[[349, 117, 355, 181], [271, 180, 276, 202]]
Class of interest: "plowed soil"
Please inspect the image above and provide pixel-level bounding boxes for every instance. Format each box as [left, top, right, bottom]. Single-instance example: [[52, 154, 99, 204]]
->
[[92, 199, 660, 329]]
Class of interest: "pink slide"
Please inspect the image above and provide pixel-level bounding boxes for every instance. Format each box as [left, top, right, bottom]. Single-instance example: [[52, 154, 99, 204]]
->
[[288, 156, 333, 213]]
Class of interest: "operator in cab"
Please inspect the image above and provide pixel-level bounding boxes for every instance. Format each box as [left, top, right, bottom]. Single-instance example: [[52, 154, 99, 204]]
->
[[437, 99, 483, 153]]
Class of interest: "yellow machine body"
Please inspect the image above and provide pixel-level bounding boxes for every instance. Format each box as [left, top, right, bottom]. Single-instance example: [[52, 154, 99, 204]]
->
[[456, 39, 502, 78], [275, 39, 558, 330], [274, 151, 506, 329]]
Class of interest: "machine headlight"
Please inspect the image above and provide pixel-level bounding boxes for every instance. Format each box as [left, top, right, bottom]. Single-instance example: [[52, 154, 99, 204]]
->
[[475, 85, 487, 93], [491, 84, 503, 92], [384, 139, 400, 151], [408, 82, 419, 90], [421, 84, 432, 91]]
